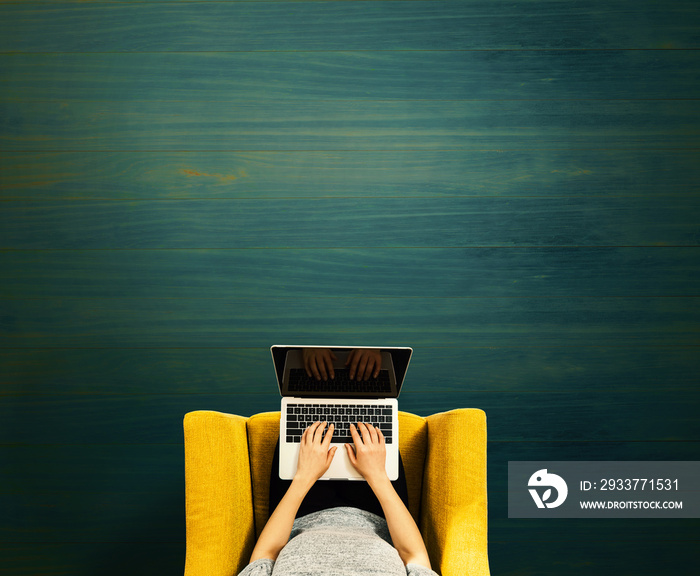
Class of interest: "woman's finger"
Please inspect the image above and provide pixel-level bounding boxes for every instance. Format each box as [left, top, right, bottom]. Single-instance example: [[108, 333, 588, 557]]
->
[[349, 422, 361, 444], [376, 426, 385, 444], [306, 421, 321, 443], [322, 423, 334, 447], [367, 422, 379, 442], [357, 421, 373, 444], [362, 421, 378, 443], [315, 421, 328, 443]]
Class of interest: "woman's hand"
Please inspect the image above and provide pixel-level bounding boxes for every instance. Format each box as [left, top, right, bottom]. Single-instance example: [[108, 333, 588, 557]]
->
[[294, 422, 337, 486], [345, 421, 388, 485]]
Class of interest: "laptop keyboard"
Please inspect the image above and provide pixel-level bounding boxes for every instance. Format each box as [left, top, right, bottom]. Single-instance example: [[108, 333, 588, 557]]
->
[[285, 403, 393, 444], [288, 368, 391, 394]]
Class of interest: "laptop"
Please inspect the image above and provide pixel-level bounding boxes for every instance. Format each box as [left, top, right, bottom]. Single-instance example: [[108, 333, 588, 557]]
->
[[271, 345, 413, 481]]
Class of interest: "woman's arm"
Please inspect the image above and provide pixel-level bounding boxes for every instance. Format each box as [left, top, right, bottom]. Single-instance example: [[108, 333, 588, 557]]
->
[[346, 423, 431, 569], [250, 422, 337, 562]]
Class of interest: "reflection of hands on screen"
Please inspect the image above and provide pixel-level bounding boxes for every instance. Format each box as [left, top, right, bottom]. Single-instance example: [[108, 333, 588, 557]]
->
[[346, 348, 381, 381], [302, 348, 337, 380]]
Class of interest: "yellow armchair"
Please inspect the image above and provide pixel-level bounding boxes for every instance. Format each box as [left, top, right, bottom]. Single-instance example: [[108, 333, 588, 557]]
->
[[183, 409, 489, 576]]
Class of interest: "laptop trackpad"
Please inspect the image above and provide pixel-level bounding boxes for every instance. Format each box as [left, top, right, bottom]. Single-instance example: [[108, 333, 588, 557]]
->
[[323, 444, 364, 480]]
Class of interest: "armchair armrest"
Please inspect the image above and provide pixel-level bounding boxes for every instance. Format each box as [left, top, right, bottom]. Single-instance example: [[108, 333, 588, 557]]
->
[[184, 411, 255, 576], [421, 409, 489, 576]]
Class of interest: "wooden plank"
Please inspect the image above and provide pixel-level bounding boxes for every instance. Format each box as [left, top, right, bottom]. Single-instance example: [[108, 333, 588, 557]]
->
[[1, 297, 699, 348], [1, 197, 699, 249], [3, 100, 699, 151], [407, 390, 700, 441], [0, 543, 185, 576], [2, 493, 185, 543], [0, 348, 275, 395], [2, 247, 698, 299], [1, 390, 698, 443], [2, 486, 185, 543], [490, 518, 700, 542], [1, 149, 700, 201], [2, 444, 184, 494], [488, 540, 699, 576], [0, 394, 279, 444], [2, 346, 699, 395], [3, 50, 700, 102], [1, 1, 698, 52]]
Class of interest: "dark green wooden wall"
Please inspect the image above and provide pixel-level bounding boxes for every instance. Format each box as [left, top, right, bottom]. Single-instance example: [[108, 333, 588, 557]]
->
[[2, 1, 699, 574]]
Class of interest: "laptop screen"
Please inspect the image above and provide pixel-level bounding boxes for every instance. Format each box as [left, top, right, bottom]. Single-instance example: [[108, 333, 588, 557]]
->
[[271, 345, 412, 398]]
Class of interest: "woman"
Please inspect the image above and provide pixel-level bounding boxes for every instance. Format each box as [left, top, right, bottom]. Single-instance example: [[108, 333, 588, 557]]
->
[[238, 421, 438, 576]]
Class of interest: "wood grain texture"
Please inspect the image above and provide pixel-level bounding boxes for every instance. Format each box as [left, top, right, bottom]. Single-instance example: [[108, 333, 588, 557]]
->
[[488, 540, 699, 576], [1, 1, 698, 52], [2, 197, 699, 249], [2, 248, 698, 298], [2, 297, 699, 348], [2, 50, 699, 102], [0, 543, 185, 576], [1, 150, 699, 200], [2, 0, 699, 573], [3, 100, 700, 151]]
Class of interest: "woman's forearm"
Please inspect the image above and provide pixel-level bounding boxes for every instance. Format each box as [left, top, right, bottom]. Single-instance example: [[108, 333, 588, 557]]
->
[[249, 476, 313, 562], [368, 476, 432, 568], [251, 422, 336, 562]]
